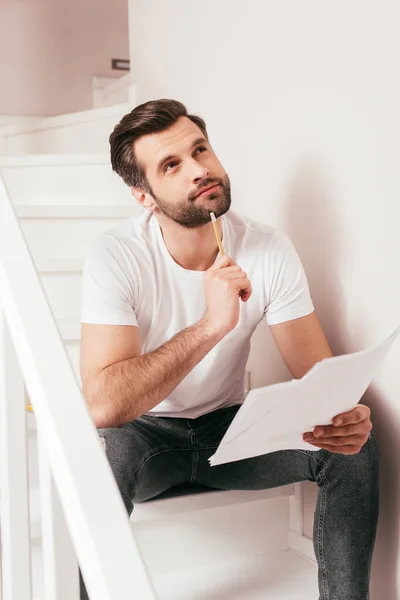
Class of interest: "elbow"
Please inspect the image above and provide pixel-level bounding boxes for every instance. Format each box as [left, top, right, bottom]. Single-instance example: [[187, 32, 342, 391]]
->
[[82, 381, 115, 429], [90, 405, 113, 429]]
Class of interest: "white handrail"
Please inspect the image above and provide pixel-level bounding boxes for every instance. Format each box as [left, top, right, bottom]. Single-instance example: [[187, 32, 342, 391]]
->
[[0, 175, 157, 599]]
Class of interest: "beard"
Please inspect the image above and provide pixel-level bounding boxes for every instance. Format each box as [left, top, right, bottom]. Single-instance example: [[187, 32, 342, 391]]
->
[[149, 174, 231, 229]]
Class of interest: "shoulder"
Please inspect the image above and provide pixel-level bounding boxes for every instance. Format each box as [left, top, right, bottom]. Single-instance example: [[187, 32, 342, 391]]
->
[[85, 212, 150, 267], [225, 210, 290, 254]]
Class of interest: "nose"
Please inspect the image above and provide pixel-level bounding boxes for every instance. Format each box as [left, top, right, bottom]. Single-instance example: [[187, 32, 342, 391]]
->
[[189, 159, 210, 183]]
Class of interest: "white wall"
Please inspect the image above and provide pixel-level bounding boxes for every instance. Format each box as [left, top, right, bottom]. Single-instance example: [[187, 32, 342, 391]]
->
[[0, 0, 129, 117], [129, 1, 400, 597]]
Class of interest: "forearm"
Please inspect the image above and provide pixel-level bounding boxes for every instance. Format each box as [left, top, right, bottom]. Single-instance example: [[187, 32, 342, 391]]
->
[[88, 316, 223, 427]]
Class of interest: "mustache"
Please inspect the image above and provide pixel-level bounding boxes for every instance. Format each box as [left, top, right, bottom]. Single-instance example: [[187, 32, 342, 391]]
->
[[189, 178, 223, 201]]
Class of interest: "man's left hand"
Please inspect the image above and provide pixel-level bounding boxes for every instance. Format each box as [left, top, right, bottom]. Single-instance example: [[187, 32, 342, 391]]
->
[[303, 404, 373, 455]]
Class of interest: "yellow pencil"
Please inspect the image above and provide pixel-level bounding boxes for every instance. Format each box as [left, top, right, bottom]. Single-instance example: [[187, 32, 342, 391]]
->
[[210, 212, 224, 255]]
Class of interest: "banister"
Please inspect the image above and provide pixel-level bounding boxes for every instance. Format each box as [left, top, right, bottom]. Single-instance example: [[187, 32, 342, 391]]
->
[[0, 175, 156, 599]]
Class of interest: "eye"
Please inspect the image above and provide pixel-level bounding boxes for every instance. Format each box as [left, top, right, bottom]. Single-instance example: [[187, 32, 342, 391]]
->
[[194, 146, 207, 155], [164, 161, 178, 172]]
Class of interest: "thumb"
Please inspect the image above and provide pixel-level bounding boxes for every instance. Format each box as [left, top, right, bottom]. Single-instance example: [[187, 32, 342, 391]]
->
[[212, 253, 233, 269]]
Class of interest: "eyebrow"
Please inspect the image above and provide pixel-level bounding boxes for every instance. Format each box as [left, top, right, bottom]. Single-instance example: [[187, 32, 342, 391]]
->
[[156, 137, 208, 173]]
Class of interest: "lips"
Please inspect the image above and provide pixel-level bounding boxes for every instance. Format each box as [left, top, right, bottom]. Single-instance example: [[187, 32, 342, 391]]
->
[[196, 183, 220, 198]]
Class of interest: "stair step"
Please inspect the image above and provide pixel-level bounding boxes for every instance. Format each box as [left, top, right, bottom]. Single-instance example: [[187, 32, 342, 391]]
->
[[0, 154, 109, 167], [151, 551, 318, 600], [31, 550, 318, 600], [15, 204, 136, 218], [0, 104, 129, 138], [1, 103, 130, 155], [131, 484, 294, 521], [0, 154, 134, 206], [131, 493, 292, 576], [36, 257, 83, 273]]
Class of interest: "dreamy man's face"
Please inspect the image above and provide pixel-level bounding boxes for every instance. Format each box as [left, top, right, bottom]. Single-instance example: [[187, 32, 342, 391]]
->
[[133, 116, 231, 228]]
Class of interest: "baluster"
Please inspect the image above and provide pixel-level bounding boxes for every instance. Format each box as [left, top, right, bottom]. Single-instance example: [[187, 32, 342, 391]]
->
[[0, 311, 32, 598], [0, 521, 3, 600], [38, 434, 79, 600]]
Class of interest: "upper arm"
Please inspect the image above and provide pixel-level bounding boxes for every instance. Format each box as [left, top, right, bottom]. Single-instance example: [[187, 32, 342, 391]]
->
[[80, 234, 140, 393], [264, 232, 314, 326], [270, 311, 333, 379], [80, 323, 141, 393]]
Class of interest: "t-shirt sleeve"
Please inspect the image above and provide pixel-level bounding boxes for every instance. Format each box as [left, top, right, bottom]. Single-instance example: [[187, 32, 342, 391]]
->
[[264, 231, 314, 325], [80, 235, 138, 327]]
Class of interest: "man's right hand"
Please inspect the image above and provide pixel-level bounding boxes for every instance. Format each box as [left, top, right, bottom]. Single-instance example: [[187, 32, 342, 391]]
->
[[203, 254, 252, 337]]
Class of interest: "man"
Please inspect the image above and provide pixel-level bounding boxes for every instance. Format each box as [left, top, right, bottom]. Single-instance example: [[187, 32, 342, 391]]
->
[[80, 99, 378, 599]]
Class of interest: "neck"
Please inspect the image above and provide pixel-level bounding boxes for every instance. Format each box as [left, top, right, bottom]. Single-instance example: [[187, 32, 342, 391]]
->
[[155, 212, 223, 271]]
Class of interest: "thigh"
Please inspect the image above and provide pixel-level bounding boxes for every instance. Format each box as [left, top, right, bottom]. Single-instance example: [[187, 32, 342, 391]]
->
[[193, 406, 313, 490], [98, 414, 193, 509], [196, 446, 313, 490]]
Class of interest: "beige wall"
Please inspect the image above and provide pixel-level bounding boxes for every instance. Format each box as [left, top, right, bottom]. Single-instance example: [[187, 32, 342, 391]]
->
[[129, 1, 400, 597], [0, 0, 129, 117]]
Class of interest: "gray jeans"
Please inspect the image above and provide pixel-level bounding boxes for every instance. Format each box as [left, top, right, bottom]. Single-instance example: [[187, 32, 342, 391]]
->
[[80, 405, 379, 600]]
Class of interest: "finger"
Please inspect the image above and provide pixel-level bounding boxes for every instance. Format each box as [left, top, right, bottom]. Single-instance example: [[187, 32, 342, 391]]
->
[[304, 433, 367, 447], [306, 442, 362, 455], [224, 270, 248, 281], [332, 404, 370, 427], [240, 281, 253, 302], [241, 287, 252, 302], [218, 265, 243, 275], [312, 420, 372, 438], [234, 278, 252, 299], [211, 254, 236, 270]]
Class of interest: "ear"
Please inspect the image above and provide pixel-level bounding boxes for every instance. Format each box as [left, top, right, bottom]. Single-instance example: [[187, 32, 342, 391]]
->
[[131, 187, 157, 211]]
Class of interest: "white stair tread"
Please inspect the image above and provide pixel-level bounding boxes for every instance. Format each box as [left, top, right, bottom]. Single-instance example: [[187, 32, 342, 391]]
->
[[0, 153, 109, 167], [152, 551, 318, 600], [36, 257, 83, 273], [131, 484, 294, 521], [15, 205, 135, 218], [28, 483, 294, 535], [0, 104, 129, 138], [31, 550, 318, 600]]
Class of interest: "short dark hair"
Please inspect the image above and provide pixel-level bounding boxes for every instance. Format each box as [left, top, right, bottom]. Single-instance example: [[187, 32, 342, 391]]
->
[[109, 99, 208, 190]]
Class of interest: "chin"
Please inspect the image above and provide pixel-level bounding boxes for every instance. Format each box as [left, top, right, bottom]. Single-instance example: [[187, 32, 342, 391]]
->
[[212, 198, 231, 218]]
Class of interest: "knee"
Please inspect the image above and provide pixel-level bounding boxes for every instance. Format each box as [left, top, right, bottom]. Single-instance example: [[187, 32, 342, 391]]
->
[[328, 426, 380, 482], [97, 427, 136, 473], [316, 427, 379, 486], [97, 427, 138, 512]]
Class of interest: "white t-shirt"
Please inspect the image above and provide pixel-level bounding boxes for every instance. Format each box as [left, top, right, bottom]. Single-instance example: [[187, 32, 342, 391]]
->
[[81, 210, 314, 418]]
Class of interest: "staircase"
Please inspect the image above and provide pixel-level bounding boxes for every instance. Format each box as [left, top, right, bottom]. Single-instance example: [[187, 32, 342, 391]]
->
[[0, 80, 317, 599]]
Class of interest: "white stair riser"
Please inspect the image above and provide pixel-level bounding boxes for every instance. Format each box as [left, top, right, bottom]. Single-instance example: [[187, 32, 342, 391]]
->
[[133, 497, 290, 575], [41, 273, 82, 320], [65, 341, 81, 385], [2, 164, 131, 205], [93, 76, 134, 109], [0, 115, 41, 128], [6, 117, 123, 156], [20, 217, 130, 261]]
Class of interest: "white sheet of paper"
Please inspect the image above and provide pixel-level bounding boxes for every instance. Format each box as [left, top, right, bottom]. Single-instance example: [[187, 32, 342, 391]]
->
[[209, 327, 399, 466]]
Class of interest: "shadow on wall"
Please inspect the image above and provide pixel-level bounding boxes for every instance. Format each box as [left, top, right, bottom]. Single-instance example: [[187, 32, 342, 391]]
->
[[366, 385, 400, 600], [280, 158, 399, 600], [247, 159, 347, 390], [281, 157, 349, 355]]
